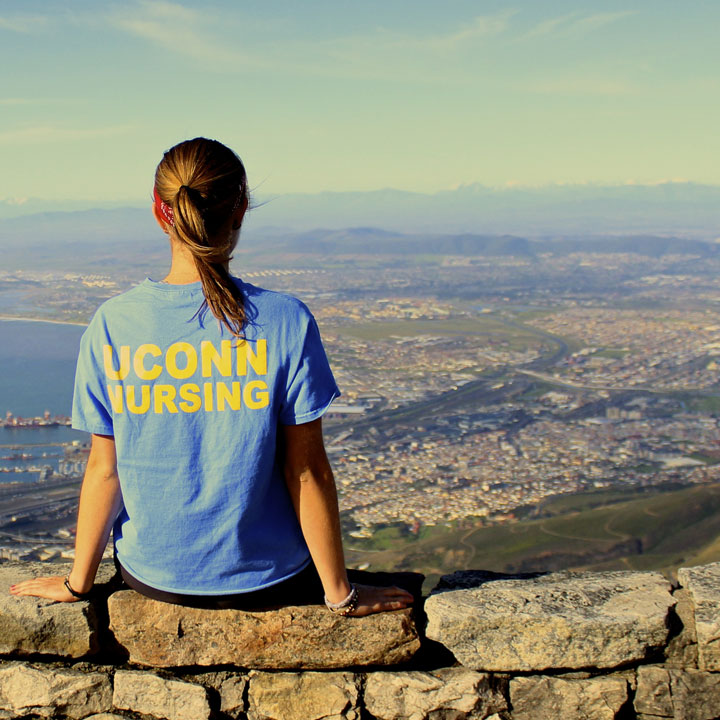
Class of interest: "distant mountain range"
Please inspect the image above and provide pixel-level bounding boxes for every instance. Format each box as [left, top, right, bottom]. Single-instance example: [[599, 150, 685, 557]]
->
[[1, 208, 718, 274], [251, 182, 720, 237], [258, 228, 720, 259], [2, 182, 720, 237]]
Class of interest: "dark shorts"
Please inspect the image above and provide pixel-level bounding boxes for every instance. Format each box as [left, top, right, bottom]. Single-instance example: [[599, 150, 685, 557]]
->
[[116, 557, 424, 610]]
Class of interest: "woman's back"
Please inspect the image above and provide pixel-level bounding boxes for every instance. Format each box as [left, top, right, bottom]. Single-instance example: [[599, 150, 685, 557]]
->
[[10, 137, 414, 617], [73, 277, 339, 594]]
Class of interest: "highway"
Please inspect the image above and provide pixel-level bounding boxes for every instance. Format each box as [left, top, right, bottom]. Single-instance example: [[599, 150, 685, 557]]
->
[[0, 477, 80, 534]]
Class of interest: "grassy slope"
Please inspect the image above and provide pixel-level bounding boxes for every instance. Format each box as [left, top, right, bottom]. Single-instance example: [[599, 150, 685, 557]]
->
[[344, 483, 720, 590]]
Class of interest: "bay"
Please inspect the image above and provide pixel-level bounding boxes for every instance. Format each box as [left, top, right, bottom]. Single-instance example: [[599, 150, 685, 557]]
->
[[0, 319, 87, 454]]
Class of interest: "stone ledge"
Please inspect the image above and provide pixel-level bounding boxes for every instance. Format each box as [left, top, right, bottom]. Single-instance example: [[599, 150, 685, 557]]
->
[[425, 569, 676, 672], [1, 657, 719, 719], [0, 562, 115, 660], [108, 589, 421, 669], [1, 561, 720, 719]]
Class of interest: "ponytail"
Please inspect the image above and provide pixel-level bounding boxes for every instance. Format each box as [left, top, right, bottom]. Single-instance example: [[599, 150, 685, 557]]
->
[[154, 138, 249, 336]]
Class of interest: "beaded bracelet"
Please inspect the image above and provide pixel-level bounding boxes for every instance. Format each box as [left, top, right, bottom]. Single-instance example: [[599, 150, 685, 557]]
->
[[63, 575, 92, 600], [324, 584, 359, 615]]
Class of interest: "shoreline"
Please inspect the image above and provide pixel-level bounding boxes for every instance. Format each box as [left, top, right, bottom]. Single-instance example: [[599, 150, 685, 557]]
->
[[0, 315, 87, 328]]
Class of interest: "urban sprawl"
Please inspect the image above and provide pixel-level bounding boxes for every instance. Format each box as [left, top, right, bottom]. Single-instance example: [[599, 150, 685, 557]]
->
[[2, 247, 720, 561]]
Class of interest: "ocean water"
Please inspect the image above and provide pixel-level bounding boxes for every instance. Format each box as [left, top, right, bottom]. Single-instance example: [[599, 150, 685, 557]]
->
[[0, 319, 87, 453]]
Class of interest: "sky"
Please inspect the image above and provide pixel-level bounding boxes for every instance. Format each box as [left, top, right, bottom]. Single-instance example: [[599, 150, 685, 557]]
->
[[1, 0, 719, 207]]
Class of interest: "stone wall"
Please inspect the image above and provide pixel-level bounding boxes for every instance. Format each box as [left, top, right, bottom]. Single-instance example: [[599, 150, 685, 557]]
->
[[1, 561, 718, 720]]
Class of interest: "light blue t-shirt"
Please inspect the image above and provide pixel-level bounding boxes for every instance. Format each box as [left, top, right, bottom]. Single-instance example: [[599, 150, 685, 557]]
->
[[72, 278, 340, 594]]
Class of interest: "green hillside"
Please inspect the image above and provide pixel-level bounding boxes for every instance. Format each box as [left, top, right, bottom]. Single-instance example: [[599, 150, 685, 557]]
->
[[344, 482, 720, 590]]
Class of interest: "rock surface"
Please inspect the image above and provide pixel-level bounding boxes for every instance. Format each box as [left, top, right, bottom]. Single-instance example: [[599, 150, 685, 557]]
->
[[678, 562, 720, 671], [426, 570, 674, 671], [635, 666, 673, 717], [108, 590, 420, 668], [665, 587, 698, 668], [0, 662, 111, 718], [0, 562, 112, 658], [219, 674, 247, 716], [113, 670, 210, 720], [364, 667, 507, 720], [635, 665, 720, 720], [510, 675, 628, 720], [247, 671, 359, 720]]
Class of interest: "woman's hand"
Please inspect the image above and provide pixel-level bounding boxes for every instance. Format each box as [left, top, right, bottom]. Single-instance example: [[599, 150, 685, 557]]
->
[[9, 576, 80, 603], [346, 583, 414, 617], [9, 434, 121, 606]]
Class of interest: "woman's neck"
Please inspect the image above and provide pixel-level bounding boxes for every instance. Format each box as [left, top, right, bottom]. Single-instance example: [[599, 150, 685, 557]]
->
[[163, 237, 201, 284]]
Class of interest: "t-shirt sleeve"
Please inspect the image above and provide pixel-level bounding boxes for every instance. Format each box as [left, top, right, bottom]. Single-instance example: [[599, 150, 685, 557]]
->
[[279, 314, 340, 425], [72, 319, 115, 435]]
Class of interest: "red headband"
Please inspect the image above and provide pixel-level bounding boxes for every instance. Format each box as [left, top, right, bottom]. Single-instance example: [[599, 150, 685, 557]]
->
[[153, 186, 174, 227]]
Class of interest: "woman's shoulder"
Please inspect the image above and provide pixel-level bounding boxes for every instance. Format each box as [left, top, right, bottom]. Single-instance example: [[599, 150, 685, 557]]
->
[[238, 280, 314, 322], [99, 283, 150, 309], [82, 281, 169, 336]]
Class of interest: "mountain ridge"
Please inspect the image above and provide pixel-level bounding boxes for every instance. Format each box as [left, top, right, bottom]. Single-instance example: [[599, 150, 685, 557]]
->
[[2, 182, 720, 236]]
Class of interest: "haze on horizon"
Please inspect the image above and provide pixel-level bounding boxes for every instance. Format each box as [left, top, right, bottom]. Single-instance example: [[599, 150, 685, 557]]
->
[[1, 0, 718, 213]]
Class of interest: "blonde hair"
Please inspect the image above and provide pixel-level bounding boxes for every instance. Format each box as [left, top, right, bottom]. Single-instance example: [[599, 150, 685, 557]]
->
[[154, 138, 249, 336]]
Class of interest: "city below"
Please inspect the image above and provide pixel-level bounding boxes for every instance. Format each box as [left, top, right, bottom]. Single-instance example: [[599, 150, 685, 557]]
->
[[2, 236, 720, 569]]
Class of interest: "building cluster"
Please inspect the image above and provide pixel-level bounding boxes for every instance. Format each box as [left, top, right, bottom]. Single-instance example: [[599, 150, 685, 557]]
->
[[328, 403, 720, 530], [527, 308, 720, 391], [3, 250, 720, 557]]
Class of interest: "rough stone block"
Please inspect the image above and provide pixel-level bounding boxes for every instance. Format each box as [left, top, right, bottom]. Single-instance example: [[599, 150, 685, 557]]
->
[[678, 562, 720, 671], [635, 665, 720, 720], [247, 671, 359, 720], [635, 666, 673, 717], [178, 670, 247, 715], [364, 667, 507, 720], [0, 662, 111, 718], [510, 675, 628, 720], [113, 670, 210, 720], [665, 587, 699, 668], [426, 570, 674, 671], [219, 674, 247, 716], [108, 590, 420, 668], [0, 562, 108, 658]]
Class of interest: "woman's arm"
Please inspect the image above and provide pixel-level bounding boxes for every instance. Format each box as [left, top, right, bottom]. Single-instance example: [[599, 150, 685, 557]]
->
[[10, 433, 123, 602], [282, 418, 413, 616]]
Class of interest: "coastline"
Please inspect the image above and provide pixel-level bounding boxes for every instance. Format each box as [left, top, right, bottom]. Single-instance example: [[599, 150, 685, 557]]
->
[[0, 315, 87, 328]]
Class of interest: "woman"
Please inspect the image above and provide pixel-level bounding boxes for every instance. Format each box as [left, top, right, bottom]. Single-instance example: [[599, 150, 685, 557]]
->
[[10, 138, 414, 616]]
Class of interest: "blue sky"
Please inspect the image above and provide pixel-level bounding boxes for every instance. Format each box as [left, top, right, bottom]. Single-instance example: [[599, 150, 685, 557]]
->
[[1, 1, 718, 206]]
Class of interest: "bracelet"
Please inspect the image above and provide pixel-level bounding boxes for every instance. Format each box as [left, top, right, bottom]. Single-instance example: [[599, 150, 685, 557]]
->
[[324, 584, 359, 616], [63, 575, 92, 600]]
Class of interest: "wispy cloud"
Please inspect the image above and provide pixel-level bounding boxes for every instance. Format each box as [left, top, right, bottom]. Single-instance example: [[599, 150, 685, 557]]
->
[[0, 14, 48, 33], [523, 12, 580, 39], [109, 1, 260, 68], [523, 11, 635, 40], [0, 125, 133, 145], [416, 11, 515, 50], [292, 11, 515, 83], [108, 3, 512, 82]]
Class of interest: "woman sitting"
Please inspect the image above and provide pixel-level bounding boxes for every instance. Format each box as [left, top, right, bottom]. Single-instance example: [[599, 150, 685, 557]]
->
[[10, 137, 415, 616]]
